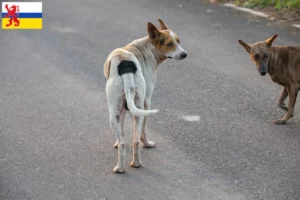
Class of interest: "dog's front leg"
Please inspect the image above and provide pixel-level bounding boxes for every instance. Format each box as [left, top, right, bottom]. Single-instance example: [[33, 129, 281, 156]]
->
[[278, 87, 288, 111], [140, 99, 155, 148], [274, 86, 299, 124]]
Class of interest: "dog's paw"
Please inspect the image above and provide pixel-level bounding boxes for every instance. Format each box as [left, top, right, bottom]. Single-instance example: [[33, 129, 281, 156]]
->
[[273, 119, 287, 125], [113, 166, 125, 173], [142, 140, 155, 148], [130, 161, 141, 168]]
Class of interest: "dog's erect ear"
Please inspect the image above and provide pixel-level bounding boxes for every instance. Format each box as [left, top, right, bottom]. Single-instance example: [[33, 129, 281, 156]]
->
[[147, 22, 160, 40], [238, 40, 251, 53], [265, 34, 278, 48], [158, 19, 168, 30]]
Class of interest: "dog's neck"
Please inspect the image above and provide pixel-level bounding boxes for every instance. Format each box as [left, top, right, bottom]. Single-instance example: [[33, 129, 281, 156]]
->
[[268, 46, 281, 76], [125, 37, 167, 71]]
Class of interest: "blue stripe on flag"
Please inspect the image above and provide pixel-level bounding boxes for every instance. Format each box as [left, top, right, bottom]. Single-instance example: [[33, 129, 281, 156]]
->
[[2, 13, 42, 18]]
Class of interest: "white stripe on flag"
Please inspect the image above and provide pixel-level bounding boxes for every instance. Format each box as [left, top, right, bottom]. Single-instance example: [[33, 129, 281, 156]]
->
[[2, 2, 42, 13]]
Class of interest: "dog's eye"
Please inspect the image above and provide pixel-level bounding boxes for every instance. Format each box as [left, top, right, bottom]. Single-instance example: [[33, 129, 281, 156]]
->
[[167, 42, 173, 47], [263, 53, 268, 59], [176, 38, 180, 44], [254, 54, 260, 60]]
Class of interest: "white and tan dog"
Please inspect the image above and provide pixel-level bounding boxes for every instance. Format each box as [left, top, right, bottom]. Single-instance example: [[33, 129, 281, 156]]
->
[[104, 19, 187, 173]]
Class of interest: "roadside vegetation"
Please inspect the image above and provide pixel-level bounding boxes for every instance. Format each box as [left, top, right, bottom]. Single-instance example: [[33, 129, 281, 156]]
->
[[233, 0, 300, 9], [205, 0, 300, 23]]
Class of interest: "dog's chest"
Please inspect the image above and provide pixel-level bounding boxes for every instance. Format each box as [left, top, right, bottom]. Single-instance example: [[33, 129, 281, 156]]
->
[[270, 73, 288, 86], [270, 75, 280, 84]]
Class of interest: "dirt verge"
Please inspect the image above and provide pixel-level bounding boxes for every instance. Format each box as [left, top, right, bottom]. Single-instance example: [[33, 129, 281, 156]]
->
[[202, 0, 300, 25]]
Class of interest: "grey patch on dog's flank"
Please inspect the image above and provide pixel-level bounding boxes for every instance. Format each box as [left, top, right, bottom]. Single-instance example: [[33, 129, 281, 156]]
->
[[50, 24, 76, 33], [117, 98, 124, 109], [181, 115, 201, 122], [130, 87, 135, 93]]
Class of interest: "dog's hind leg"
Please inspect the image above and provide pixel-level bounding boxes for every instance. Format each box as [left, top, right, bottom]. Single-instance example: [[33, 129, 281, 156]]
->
[[106, 78, 126, 173], [114, 108, 126, 148], [130, 98, 144, 168], [109, 107, 126, 173], [109, 108, 126, 173], [278, 87, 288, 111], [129, 74, 146, 168], [140, 99, 155, 148]]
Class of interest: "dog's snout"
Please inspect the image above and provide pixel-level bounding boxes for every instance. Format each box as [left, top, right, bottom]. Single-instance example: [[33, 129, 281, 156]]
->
[[180, 52, 187, 59]]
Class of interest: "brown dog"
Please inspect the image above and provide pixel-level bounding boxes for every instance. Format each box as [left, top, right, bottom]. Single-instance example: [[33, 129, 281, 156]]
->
[[238, 34, 300, 124]]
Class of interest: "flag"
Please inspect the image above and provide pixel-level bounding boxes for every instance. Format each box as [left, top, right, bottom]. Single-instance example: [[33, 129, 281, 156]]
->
[[2, 2, 42, 29]]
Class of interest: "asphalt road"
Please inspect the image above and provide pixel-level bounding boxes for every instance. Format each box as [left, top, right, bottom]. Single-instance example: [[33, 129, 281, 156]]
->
[[1, 0, 300, 199]]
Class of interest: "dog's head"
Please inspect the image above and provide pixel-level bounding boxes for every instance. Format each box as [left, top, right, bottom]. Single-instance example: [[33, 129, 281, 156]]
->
[[238, 34, 278, 76], [147, 19, 187, 60]]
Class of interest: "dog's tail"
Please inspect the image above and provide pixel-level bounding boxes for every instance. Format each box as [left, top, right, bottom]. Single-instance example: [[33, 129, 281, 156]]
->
[[122, 73, 159, 116]]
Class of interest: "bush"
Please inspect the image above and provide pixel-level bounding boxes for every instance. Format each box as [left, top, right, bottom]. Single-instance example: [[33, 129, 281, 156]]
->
[[235, 0, 300, 9]]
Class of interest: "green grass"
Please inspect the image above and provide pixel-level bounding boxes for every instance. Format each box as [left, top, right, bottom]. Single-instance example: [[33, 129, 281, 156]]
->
[[234, 0, 300, 9]]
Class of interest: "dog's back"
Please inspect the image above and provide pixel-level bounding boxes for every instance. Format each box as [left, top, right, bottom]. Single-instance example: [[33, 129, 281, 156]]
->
[[104, 48, 136, 80], [268, 45, 300, 85], [104, 47, 159, 117]]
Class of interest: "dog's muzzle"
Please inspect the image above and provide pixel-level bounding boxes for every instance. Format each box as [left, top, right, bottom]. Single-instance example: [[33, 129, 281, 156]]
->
[[180, 52, 187, 59], [260, 72, 267, 76], [172, 52, 187, 60], [259, 64, 267, 76]]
